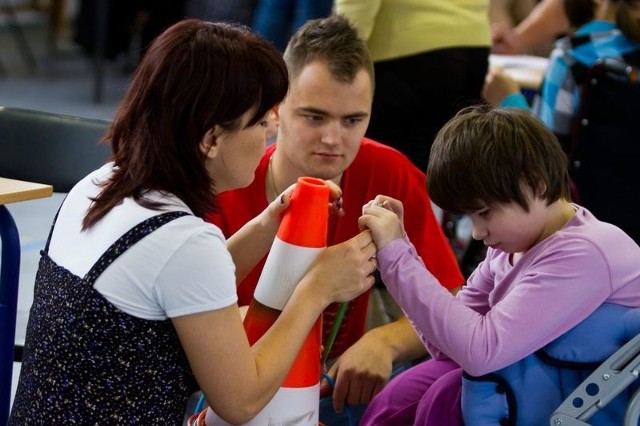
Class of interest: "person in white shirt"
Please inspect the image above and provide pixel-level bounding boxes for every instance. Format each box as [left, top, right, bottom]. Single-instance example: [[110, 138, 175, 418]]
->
[[9, 19, 378, 426]]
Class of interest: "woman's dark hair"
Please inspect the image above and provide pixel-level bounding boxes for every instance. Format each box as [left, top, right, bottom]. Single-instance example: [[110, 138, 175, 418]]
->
[[83, 19, 288, 229], [427, 105, 571, 214]]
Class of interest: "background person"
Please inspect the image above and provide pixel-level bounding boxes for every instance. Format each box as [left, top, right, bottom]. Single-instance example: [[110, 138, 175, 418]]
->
[[492, 0, 570, 54], [484, 0, 640, 151], [335, 0, 491, 171], [484, 0, 640, 246], [251, 0, 334, 51], [490, 0, 551, 55]]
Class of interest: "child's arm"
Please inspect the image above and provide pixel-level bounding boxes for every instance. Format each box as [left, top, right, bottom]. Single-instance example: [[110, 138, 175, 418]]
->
[[483, 68, 528, 108], [374, 235, 615, 376]]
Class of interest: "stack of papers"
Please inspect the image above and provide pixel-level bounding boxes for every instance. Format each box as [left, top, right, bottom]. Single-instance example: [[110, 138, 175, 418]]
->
[[489, 54, 550, 90]]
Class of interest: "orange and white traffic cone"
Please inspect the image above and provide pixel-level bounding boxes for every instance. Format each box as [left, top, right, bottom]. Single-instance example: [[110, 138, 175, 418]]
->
[[206, 177, 330, 425], [187, 410, 206, 426]]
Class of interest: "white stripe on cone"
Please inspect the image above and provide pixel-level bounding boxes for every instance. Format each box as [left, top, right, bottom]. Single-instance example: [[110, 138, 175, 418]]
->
[[254, 238, 323, 310], [204, 384, 319, 425]]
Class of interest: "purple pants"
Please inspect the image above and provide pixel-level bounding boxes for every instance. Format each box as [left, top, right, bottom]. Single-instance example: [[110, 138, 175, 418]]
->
[[360, 358, 463, 425]]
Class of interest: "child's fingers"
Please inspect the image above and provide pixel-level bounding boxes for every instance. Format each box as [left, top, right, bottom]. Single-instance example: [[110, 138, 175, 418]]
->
[[352, 229, 373, 248]]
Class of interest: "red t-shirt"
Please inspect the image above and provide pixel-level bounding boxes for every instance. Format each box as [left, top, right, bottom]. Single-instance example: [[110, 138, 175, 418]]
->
[[207, 139, 463, 359]]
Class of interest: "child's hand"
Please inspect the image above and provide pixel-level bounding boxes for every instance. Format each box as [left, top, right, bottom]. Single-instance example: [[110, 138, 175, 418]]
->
[[362, 196, 405, 222], [359, 196, 405, 250], [483, 67, 521, 107]]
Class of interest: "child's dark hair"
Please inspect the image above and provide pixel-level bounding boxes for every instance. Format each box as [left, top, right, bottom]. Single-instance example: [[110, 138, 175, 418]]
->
[[427, 105, 571, 214], [564, 0, 640, 43]]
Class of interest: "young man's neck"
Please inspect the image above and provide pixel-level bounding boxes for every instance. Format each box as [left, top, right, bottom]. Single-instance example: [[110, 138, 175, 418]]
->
[[266, 148, 343, 203], [266, 149, 305, 203]]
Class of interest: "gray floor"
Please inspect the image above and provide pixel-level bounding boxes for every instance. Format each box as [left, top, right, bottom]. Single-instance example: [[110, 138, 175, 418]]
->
[[1, 30, 128, 120], [1, 19, 128, 408]]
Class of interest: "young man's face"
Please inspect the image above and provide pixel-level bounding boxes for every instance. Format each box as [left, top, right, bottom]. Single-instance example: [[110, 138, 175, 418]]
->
[[275, 60, 373, 182]]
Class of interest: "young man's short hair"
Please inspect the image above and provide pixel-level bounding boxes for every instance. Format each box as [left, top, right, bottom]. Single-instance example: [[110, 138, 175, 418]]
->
[[283, 14, 375, 89]]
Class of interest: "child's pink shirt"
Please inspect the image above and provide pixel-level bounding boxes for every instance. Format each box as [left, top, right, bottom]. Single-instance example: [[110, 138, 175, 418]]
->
[[376, 205, 640, 376]]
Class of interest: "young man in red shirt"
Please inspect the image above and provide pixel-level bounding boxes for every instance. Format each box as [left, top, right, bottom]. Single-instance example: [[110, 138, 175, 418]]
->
[[207, 15, 464, 424]]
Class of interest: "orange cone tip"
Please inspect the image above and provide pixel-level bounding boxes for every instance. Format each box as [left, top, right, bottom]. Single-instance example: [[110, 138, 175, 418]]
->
[[277, 177, 329, 247]]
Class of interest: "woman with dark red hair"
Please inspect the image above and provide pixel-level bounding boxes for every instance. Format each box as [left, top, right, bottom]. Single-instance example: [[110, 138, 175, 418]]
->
[[9, 19, 377, 425]]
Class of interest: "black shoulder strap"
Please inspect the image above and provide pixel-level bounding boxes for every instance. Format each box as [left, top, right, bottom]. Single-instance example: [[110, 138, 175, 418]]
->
[[83, 211, 190, 283], [42, 195, 67, 254]]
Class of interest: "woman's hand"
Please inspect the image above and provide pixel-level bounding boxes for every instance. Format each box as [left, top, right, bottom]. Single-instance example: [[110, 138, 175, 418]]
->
[[491, 22, 524, 54], [359, 196, 405, 250], [326, 180, 345, 218], [262, 179, 344, 233], [300, 230, 378, 307]]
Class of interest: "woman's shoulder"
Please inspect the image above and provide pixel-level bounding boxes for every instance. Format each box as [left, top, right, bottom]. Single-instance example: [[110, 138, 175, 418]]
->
[[156, 211, 227, 248]]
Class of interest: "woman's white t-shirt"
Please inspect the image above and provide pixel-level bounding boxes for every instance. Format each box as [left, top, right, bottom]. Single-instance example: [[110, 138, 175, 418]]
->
[[47, 163, 238, 320]]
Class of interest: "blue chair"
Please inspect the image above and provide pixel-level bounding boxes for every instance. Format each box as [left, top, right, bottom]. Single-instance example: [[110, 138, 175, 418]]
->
[[550, 332, 640, 425], [461, 304, 640, 426], [0, 106, 110, 425]]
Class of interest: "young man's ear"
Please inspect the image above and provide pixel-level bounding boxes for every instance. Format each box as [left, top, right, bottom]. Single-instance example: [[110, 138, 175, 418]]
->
[[266, 107, 280, 140], [200, 126, 223, 158]]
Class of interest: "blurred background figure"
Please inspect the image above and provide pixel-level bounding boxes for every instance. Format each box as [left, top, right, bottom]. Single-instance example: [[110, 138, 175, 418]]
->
[[490, 0, 539, 29], [490, 0, 552, 55], [492, 0, 570, 55], [485, 0, 640, 149], [335, 0, 491, 172], [74, 0, 186, 64], [185, 0, 259, 27], [252, 0, 334, 51]]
